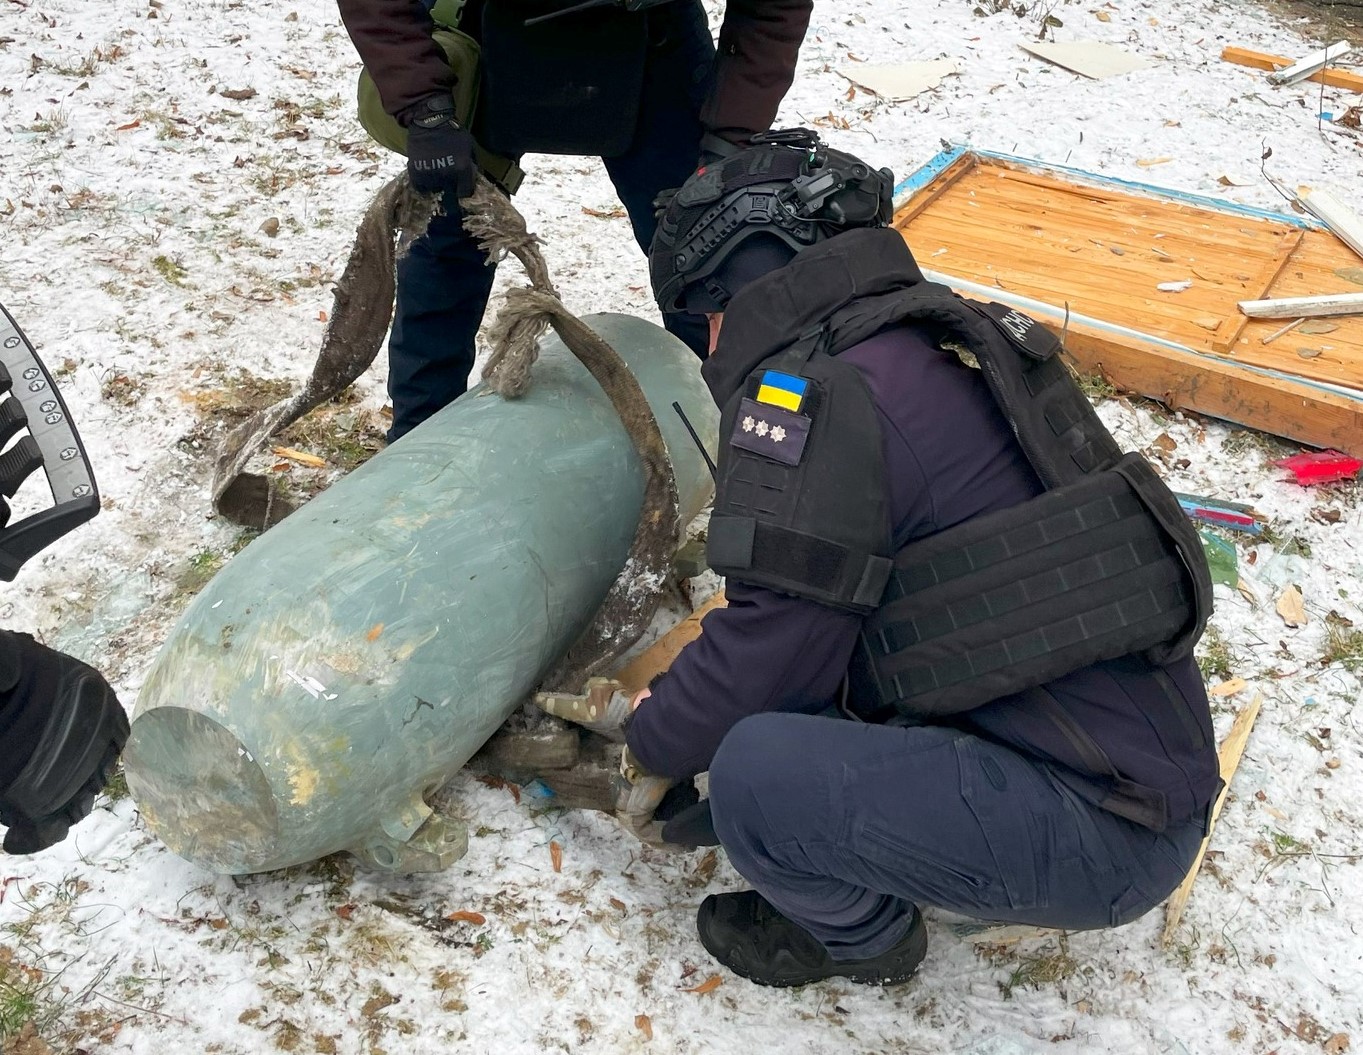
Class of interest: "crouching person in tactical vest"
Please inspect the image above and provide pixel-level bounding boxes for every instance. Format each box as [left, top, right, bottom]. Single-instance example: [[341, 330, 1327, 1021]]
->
[[539, 130, 1220, 989]]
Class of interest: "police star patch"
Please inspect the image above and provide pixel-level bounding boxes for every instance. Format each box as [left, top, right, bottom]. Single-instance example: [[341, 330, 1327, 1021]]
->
[[730, 397, 810, 466]]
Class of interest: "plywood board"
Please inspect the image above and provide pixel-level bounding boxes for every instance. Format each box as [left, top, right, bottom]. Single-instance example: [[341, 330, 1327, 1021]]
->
[[842, 60, 959, 101], [1020, 40, 1152, 78], [893, 150, 1363, 454]]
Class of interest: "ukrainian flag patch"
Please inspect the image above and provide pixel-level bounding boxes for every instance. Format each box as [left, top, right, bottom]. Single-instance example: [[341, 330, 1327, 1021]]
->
[[755, 370, 808, 413]]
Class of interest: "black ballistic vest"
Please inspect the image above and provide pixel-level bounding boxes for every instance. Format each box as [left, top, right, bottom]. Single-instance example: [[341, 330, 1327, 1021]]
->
[[704, 229, 1212, 724]]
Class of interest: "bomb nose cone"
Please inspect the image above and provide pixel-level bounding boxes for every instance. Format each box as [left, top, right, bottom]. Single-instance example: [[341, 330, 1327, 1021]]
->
[[124, 708, 280, 873]]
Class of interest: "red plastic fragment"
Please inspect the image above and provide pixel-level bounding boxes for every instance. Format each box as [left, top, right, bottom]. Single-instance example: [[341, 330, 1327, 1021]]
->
[[1272, 450, 1363, 485]]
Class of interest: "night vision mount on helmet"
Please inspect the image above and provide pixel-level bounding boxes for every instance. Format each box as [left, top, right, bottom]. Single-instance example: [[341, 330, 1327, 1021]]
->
[[649, 129, 896, 314]]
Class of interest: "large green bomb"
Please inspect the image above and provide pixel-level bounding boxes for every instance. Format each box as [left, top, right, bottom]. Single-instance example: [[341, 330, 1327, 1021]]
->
[[124, 315, 716, 874]]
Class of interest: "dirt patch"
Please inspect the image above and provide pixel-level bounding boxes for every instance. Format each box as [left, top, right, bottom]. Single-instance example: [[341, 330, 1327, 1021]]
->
[[1255, 0, 1363, 46]]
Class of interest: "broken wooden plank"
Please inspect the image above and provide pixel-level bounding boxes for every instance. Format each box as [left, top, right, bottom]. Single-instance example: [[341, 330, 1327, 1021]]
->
[[1238, 292, 1363, 319], [1161, 693, 1263, 946], [1221, 46, 1363, 93], [1267, 40, 1352, 86], [1296, 188, 1363, 263], [614, 592, 726, 694], [271, 446, 327, 468]]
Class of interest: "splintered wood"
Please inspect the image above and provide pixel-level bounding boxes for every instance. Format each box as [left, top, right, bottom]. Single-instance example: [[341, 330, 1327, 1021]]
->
[[893, 152, 1363, 455], [1160, 694, 1263, 946]]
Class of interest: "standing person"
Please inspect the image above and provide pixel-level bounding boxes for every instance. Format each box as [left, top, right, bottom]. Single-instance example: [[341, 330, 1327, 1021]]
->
[[337, 0, 814, 441], [541, 130, 1219, 989]]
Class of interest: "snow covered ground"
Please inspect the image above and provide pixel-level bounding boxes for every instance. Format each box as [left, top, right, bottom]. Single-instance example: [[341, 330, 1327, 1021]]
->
[[2, 0, 1362, 1051]]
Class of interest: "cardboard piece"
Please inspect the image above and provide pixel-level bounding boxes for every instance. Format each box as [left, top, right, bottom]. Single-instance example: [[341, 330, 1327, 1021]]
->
[[842, 59, 960, 101], [1020, 40, 1152, 79]]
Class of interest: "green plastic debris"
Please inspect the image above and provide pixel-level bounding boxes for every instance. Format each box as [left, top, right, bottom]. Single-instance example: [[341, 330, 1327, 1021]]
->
[[1199, 529, 1239, 588]]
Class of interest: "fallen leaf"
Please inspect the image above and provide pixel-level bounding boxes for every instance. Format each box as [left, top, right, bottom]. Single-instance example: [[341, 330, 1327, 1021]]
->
[[682, 975, 723, 994], [271, 461, 291, 472], [581, 205, 626, 220], [258, 216, 279, 238], [1209, 677, 1247, 697], [445, 910, 486, 925], [1276, 584, 1307, 628], [475, 773, 521, 803], [1217, 174, 1252, 187], [317, 309, 328, 322], [1075, 998, 1094, 1012], [116, 118, 140, 131], [208, 917, 230, 930], [1326, 758, 1342, 771], [1136, 156, 1173, 167], [609, 897, 628, 913], [366, 623, 384, 642], [361, 992, 399, 1017], [1094, 9, 1111, 20], [1299, 321, 1338, 335], [694, 849, 719, 883], [1237, 579, 1259, 606], [1324, 1034, 1351, 1054], [550, 840, 563, 873], [220, 86, 257, 101], [635, 1014, 653, 1041], [1297, 347, 1322, 359], [1264, 805, 1288, 820], [335, 903, 356, 920]]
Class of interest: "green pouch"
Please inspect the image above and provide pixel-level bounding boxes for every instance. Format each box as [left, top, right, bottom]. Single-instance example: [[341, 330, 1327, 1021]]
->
[[356, 26, 525, 194]]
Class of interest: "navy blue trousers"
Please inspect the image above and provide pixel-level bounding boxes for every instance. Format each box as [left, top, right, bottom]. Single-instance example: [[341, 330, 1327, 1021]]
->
[[387, 2, 715, 441], [709, 714, 1205, 961]]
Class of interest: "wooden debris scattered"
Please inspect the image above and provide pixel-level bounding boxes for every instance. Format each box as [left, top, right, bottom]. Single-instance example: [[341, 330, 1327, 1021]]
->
[[1295, 188, 1363, 263], [614, 591, 725, 693], [1209, 677, 1248, 697], [271, 445, 327, 468], [1221, 46, 1363, 93], [841, 59, 959, 101], [1238, 292, 1363, 320], [1260, 317, 1306, 345], [681, 975, 723, 995], [1161, 693, 1263, 946], [1020, 40, 1152, 79], [1267, 41, 1352, 86]]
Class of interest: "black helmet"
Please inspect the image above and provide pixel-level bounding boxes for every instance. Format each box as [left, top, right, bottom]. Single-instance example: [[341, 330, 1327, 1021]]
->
[[649, 128, 895, 314]]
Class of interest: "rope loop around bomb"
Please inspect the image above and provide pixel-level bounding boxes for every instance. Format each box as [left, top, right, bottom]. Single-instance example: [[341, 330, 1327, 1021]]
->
[[460, 177, 683, 692]]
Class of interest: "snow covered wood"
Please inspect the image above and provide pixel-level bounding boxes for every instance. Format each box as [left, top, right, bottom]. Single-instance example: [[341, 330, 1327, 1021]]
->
[[1296, 188, 1363, 262], [1237, 292, 1363, 319]]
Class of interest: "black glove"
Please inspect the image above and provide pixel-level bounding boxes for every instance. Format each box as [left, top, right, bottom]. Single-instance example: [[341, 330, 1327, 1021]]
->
[[0, 630, 128, 854], [403, 93, 477, 199]]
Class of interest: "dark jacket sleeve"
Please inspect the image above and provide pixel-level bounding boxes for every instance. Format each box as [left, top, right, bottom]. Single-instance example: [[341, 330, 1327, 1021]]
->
[[337, 0, 453, 121], [625, 580, 862, 780], [703, 0, 814, 144]]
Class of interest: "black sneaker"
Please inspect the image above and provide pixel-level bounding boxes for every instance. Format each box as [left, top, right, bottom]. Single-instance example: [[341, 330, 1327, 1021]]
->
[[696, 889, 927, 988]]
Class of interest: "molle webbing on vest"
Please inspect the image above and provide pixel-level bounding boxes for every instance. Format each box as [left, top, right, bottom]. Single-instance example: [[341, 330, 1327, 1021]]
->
[[858, 453, 1197, 716]]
